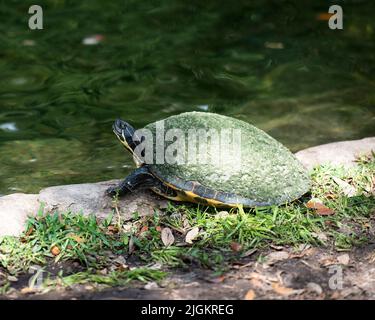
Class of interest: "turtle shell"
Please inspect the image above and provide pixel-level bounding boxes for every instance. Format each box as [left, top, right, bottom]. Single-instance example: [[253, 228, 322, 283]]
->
[[143, 112, 310, 206]]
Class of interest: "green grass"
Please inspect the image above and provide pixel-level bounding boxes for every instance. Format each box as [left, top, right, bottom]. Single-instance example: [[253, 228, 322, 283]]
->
[[0, 155, 374, 294], [45, 268, 166, 288]]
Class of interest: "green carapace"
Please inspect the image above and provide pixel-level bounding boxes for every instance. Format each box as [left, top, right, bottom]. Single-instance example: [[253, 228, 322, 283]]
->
[[107, 112, 310, 207]]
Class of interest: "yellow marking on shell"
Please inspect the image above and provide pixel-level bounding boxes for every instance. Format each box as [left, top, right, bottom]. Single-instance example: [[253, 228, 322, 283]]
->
[[150, 187, 185, 202], [160, 181, 241, 208]]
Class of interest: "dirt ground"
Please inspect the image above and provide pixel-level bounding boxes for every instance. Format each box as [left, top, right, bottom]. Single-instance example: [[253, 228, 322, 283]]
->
[[3, 241, 374, 300]]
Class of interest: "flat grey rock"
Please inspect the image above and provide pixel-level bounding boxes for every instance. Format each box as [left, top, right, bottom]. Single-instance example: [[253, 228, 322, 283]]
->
[[0, 194, 40, 236], [38, 179, 168, 220], [295, 137, 375, 170], [0, 181, 168, 237]]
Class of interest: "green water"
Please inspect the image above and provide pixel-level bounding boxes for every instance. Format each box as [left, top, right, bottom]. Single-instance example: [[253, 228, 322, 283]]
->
[[0, 0, 374, 195]]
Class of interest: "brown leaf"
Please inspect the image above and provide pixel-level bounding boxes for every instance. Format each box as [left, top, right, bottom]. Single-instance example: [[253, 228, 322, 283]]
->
[[244, 289, 256, 300], [337, 253, 350, 265], [250, 278, 264, 289], [25, 227, 34, 237], [265, 251, 289, 265], [320, 257, 337, 267], [20, 287, 38, 295], [230, 242, 242, 252], [182, 217, 191, 231], [272, 282, 302, 296], [209, 275, 226, 283], [290, 247, 316, 259], [107, 225, 119, 234], [161, 227, 175, 247], [51, 246, 60, 256], [306, 199, 335, 216], [306, 199, 325, 209], [185, 227, 199, 244], [241, 249, 257, 258], [68, 234, 84, 243], [139, 225, 149, 234], [316, 207, 335, 216]]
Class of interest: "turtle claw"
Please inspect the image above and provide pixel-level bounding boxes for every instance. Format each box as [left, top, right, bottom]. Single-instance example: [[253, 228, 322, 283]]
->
[[106, 186, 119, 197]]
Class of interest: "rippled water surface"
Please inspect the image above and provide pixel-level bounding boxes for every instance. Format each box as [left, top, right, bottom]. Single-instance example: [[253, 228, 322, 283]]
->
[[1, 0, 374, 194]]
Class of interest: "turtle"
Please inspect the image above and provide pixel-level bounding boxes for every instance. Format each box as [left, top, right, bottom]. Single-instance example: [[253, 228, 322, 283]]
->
[[107, 112, 310, 207]]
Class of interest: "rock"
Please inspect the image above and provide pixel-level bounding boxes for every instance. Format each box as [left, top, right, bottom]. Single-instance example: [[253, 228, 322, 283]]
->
[[306, 282, 323, 295], [38, 180, 168, 220], [0, 194, 40, 236], [144, 281, 159, 290], [295, 137, 375, 170], [0, 181, 168, 237], [337, 253, 350, 265]]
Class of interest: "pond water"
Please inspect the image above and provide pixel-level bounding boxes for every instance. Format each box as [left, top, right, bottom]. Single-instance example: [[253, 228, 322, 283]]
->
[[0, 0, 374, 195]]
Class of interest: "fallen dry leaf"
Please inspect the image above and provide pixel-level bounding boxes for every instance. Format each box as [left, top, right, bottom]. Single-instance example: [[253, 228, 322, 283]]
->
[[25, 227, 34, 237], [51, 246, 60, 256], [337, 253, 350, 265], [209, 275, 226, 283], [332, 176, 357, 197], [311, 232, 328, 242], [161, 227, 175, 247], [241, 248, 257, 258], [244, 289, 256, 300], [182, 217, 190, 230], [68, 234, 84, 243], [306, 199, 335, 216], [99, 268, 108, 275], [107, 225, 119, 234], [20, 287, 38, 295], [330, 291, 343, 299], [272, 282, 303, 296], [7, 275, 18, 282], [319, 257, 337, 267], [270, 244, 284, 251], [265, 251, 289, 265], [248, 272, 277, 289], [230, 242, 242, 252], [290, 248, 316, 259], [185, 227, 199, 244], [139, 225, 149, 234], [250, 278, 265, 290]]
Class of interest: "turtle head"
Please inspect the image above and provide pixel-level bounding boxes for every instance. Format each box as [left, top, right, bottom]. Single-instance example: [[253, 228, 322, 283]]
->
[[113, 119, 138, 153]]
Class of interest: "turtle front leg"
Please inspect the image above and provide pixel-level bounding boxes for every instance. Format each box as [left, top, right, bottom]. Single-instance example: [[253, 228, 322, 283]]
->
[[106, 166, 158, 197]]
